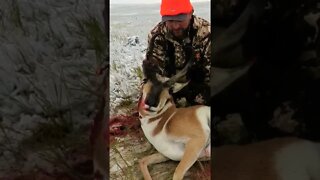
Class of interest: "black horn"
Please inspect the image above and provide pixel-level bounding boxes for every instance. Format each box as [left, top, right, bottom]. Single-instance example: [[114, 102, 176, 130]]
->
[[165, 57, 193, 87], [142, 58, 160, 82]]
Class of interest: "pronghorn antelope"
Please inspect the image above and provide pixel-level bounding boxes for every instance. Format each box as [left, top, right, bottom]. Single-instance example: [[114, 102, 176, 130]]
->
[[138, 59, 211, 180]]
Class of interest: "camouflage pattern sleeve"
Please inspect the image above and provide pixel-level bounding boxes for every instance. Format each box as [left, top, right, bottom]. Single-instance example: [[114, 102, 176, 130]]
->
[[147, 24, 167, 76]]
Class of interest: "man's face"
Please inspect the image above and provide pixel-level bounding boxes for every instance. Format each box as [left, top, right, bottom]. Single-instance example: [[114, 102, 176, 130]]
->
[[165, 14, 192, 39]]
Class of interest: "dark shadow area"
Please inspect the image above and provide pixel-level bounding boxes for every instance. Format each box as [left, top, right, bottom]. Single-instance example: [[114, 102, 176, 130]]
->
[[0, 0, 108, 179], [212, 0, 320, 178], [212, 0, 320, 145]]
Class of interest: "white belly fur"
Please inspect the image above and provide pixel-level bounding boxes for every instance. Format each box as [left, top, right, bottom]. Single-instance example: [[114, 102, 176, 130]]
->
[[140, 106, 211, 161]]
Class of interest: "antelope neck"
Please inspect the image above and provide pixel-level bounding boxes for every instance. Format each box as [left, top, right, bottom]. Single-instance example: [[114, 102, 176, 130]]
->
[[148, 100, 176, 124], [139, 98, 176, 121]]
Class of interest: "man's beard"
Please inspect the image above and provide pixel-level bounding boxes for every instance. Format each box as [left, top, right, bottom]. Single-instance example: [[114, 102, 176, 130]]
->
[[170, 28, 189, 39]]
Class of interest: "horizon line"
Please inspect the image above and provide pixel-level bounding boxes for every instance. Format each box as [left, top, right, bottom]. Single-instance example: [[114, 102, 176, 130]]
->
[[110, 0, 210, 5]]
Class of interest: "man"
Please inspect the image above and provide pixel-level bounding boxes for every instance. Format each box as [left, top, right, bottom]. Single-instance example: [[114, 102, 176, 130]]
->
[[145, 0, 211, 107]]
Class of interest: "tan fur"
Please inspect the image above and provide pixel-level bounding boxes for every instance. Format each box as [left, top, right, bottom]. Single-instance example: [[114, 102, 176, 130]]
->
[[139, 153, 170, 180], [148, 86, 174, 124], [152, 105, 176, 136], [166, 105, 205, 137], [167, 106, 209, 180], [173, 134, 207, 180], [142, 81, 152, 95]]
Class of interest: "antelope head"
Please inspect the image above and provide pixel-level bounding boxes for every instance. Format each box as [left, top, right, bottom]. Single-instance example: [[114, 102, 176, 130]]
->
[[139, 58, 190, 112]]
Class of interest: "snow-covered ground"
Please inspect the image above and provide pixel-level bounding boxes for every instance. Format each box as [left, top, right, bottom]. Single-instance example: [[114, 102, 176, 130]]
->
[[0, 0, 105, 176], [110, 1, 210, 115]]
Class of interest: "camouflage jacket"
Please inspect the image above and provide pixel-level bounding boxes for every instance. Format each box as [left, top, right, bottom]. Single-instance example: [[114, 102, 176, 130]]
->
[[147, 15, 211, 85]]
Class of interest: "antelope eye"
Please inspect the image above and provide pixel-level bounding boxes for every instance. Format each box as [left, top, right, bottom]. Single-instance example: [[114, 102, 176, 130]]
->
[[169, 87, 173, 94], [142, 78, 148, 84]]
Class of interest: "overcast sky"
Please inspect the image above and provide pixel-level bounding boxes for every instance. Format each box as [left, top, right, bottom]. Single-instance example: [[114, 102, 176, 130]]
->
[[110, 0, 210, 4]]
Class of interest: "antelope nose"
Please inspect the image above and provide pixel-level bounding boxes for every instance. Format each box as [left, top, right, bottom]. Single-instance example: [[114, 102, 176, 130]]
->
[[145, 97, 157, 108]]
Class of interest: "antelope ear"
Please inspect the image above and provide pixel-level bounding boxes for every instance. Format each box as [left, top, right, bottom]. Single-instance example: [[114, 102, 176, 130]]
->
[[171, 81, 189, 93]]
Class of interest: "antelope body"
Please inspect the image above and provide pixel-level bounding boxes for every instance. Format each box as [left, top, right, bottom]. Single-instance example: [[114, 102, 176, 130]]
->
[[139, 102, 210, 161], [138, 60, 211, 180]]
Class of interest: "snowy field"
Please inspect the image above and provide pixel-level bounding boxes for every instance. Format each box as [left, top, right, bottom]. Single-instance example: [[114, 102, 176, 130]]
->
[[0, 0, 105, 177], [110, 1, 210, 115]]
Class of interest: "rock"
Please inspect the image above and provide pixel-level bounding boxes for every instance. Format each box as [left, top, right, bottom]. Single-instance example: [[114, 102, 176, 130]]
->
[[127, 36, 140, 46]]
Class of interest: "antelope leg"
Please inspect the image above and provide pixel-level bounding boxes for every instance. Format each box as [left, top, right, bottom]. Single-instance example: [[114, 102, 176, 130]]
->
[[173, 138, 207, 180], [198, 145, 211, 161], [139, 153, 170, 180]]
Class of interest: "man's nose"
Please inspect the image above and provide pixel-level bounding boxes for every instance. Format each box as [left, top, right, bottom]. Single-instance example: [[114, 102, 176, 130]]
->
[[171, 22, 180, 30]]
